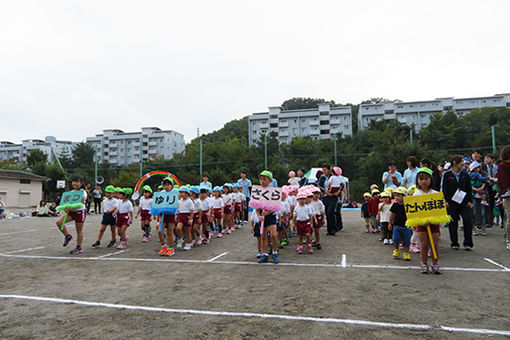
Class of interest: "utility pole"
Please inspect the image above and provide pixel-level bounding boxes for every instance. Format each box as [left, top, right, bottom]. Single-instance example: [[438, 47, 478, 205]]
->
[[491, 125, 496, 154], [139, 136, 143, 178], [333, 134, 337, 165], [94, 145, 98, 184], [410, 129, 414, 145], [264, 134, 268, 169]]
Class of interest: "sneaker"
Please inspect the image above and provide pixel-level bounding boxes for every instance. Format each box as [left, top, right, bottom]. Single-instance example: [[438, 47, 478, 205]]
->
[[282, 239, 289, 246], [389, 239, 394, 245], [481, 200, 489, 206], [63, 234, 73, 247], [70, 246, 83, 254], [196, 238, 202, 246], [191, 239, 197, 247], [159, 245, 168, 256], [480, 230, 487, 236], [278, 243, 284, 249], [164, 247, 175, 256], [464, 245, 472, 251], [451, 245, 459, 250], [383, 239, 389, 245], [226, 229, 232, 234], [183, 243, 192, 251], [506, 243, 510, 250], [176, 239, 184, 249], [306, 245, 314, 253], [316, 244, 322, 250], [216, 232, 223, 238], [107, 240, 116, 248], [428, 249, 432, 257], [431, 264, 441, 275], [421, 263, 430, 274], [142, 237, 149, 243], [258, 254, 268, 263], [371, 229, 376, 234], [272, 252, 280, 263], [297, 246, 304, 254], [203, 239, 209, 244], [116, 242, 126, 249], [256, 251, 263, 259], [92, 241, 100, 248], [125, 236, 129, 245], [378, 237, 384, 242], [410, 245, 420, 253], [393, 249, 400, 258], [403, 252, 411, 261]]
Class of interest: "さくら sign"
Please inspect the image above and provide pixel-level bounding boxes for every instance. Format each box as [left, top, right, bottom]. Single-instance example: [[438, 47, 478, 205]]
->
[[249, 185, 282, 212]]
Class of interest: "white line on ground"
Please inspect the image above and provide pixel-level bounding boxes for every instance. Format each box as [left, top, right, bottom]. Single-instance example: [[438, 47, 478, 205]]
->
[[484, 258, 510, 271], [207, 251, 229, 262], [0, 253, 508, 274], [0, 228, 55, 237], [4, 246, 45, 254], [0, 294, 509, 336], [341, 254, 347, 268], [97, 250, 126, 258]]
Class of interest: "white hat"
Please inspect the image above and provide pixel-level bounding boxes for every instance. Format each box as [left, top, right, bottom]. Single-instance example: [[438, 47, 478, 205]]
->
[[469, 161, 481, 172], [444, 162, 451, 170]]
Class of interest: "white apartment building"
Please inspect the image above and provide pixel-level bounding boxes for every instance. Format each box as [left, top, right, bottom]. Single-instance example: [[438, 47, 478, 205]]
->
[[86, 127, 185, 166], [358, 93, 510, 131], [248, 104, 352, 146], [0, 136, 76, 163]]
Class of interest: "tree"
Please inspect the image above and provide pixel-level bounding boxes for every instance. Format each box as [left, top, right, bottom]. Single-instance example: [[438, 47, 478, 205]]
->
[[27, 149, 47, 166], [281, 97, 335, 111], [72, 142, 95, 168]]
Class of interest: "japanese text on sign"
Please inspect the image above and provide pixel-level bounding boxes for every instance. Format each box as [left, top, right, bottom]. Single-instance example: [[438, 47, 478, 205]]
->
[[403, 192, 449, 226], [60, 190, 84, 206], [152, 189, 178, 210], [250, 185, 282, 204]]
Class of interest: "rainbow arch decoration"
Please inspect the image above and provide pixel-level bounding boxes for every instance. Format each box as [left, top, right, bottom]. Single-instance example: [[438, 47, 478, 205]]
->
[[134, 170, 181, 193]]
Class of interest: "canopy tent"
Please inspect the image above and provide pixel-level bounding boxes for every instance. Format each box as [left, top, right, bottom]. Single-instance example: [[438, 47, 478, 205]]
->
[[303, 168, 350, 203]]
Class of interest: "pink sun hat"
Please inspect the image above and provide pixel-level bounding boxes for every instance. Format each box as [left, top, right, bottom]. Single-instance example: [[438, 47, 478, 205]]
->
[[332, 166, 342, 176], [297, 192, 307, 199], [288, 171, 296, 178]]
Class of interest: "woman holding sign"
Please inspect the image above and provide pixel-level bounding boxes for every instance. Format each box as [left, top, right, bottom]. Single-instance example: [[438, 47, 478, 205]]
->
[[56, 176, 87, 254]]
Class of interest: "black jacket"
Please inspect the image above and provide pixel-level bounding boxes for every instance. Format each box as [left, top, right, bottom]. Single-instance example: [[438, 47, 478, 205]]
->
[[441, 169, 473, 206]]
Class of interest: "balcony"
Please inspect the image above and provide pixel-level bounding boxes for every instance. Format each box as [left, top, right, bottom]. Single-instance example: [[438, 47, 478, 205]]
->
[[279, 130, 289, 137], [149, 141, 158, 146], [279, 121, 289, 127], [310, 120, 319, 126], [259, 123, 269, 129]]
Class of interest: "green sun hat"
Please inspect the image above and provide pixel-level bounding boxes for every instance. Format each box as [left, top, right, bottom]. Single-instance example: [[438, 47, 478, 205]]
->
[[259, 170, 273, 180], [417, 167, 433, 177], [142, 185, 153, 193], [114, 187, 122, 192], [105, 185, 115, 193]]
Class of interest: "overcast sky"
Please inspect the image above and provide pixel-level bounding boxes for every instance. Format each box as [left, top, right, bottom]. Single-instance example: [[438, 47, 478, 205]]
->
[[1, 0, 509, 144]]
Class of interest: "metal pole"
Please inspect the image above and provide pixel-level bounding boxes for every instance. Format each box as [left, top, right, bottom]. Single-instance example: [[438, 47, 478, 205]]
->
[[333, 134, 337, 165], [94, 146, 98, 184], [200, 137, 203, 175], [139, 136, 143, 178], [264, 134, 268, 169], [410, 129, 414, 145], [491, 125, 496, 153]]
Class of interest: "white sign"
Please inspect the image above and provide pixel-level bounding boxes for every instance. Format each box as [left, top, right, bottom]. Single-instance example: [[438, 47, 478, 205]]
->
[[56, 180, 66, 189], [452, 189, 466, 204]]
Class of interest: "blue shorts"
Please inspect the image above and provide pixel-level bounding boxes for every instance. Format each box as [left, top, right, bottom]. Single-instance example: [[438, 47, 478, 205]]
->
[[253, 222, 261, 237], [264, 213, 277, 227], [392, 226, 412, 247], [101, 213, 116, 226]]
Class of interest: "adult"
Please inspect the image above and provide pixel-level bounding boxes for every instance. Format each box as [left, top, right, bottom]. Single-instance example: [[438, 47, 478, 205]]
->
[[442, 155, 474, 250], [288, 171, 300, 186], [297, 168, 308, 187], [32, 200, 49, 217], [420, 158, 441, 192], [471, 149, 488, 173], [321, 163, 337, 235], [403, 156, 419, 189], [382, 161, 402, 190], [333, 167, 348, 232], [237, 171, 252, 222], [317, 166, 328, 194], [484, 154, 498, 228], [496, 146, 510, 250], [93, 185, 102, 214], [85, 184, 92, 213], [199, 175, 212, 189]]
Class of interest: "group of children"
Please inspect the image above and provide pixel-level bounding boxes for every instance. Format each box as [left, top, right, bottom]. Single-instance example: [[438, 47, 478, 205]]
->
[[361, 168, 442, 274]]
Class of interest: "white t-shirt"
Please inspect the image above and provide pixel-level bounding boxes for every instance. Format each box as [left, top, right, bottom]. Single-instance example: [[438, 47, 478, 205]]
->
[[211, 197, 224, 209], [288, 177, 300, 186], [413, 188, 438, 196], [250, 212, 260, 223], [192, 198, 202, 213], [222, 193, 232, 206], [200, 198, 211, 211], [328, 175, 344, 188], [293, 204, 313, 221], [233, 192, 244, 203], [379, 202, 392, 223], [178, 198, 194, 213], [70, 189, 87, 212], [288, 195, 297, 207], [102, 198, 117, 213], [278, 201, 289, 217], [311, 200, 325, 215], [118, 200, 134, 214], [139, 196, 153, 210]]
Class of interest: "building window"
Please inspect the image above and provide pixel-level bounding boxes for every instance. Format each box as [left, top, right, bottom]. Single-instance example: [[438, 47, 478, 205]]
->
[[20, 179, 31, 184], [344, 124, 349, 130], [270, 123, 278, 128], [320, 120, 329, 125], [320, 130, 330, 134], [270, 114, 277, 119]]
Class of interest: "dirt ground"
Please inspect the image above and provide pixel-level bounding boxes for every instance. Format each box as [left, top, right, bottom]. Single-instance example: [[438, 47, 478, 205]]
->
[[0, 210, 509, 339]]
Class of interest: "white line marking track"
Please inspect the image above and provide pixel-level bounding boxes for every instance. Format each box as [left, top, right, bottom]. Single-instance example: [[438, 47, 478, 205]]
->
[[0, 294, 509, 336], [207, 251, 229, 262], [484, 258, 510, 271], [0, 253, 508, 273], [5, 246, 45, 254]]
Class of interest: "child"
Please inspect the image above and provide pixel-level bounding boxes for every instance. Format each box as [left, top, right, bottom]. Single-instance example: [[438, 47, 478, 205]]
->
[[293, 192, 314, 254], [388, 187, 412, 262], [211, 187, 225, 237], [222, 185, 234, 234], [251, 207, 263, 258], [311, 187, 325, 249], [254, 170, 281, 263], [199, 186, 212, 244], [116, 188, 134, 249], [378, 191, 393, 245], [56, 175, 87, 254], [368, 189, 380, 233], [135, 185, 153, 242], [92, 185, 117, 248], [469, 161, 489, 236], [413, 168, 441, 274], [158, 177, 177, 256], [276, 191, 288, 249], [361, 192, 372, 232], [175, 187, 195, 251], [233, 184, 243, 228], [494, 198, 502, 227], [288, 186, 298, 235], [190, 186, 202, 246]]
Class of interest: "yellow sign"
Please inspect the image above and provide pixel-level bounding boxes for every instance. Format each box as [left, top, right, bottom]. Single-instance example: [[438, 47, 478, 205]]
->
[[403, 192, 451, 227]]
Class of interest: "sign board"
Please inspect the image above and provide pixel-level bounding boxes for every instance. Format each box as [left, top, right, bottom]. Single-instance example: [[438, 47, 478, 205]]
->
[[249, 185, 282, 212], [403, 192, 451, 227], [56, 180, 66, 189], [151, 189, 178, 211], [57, 189, 84, 211]]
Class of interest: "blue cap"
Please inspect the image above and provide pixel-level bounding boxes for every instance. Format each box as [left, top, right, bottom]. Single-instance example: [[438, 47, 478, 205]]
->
[[233, 184, 240, 188], [213, 186, 221, 192], [224, 183, 232, 187], [179, 187, 190, 193], [208, 188, 213, 193], [199, 186, 209, 191], [190, 186, 200, 194], [464, 157, 471, 164]]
